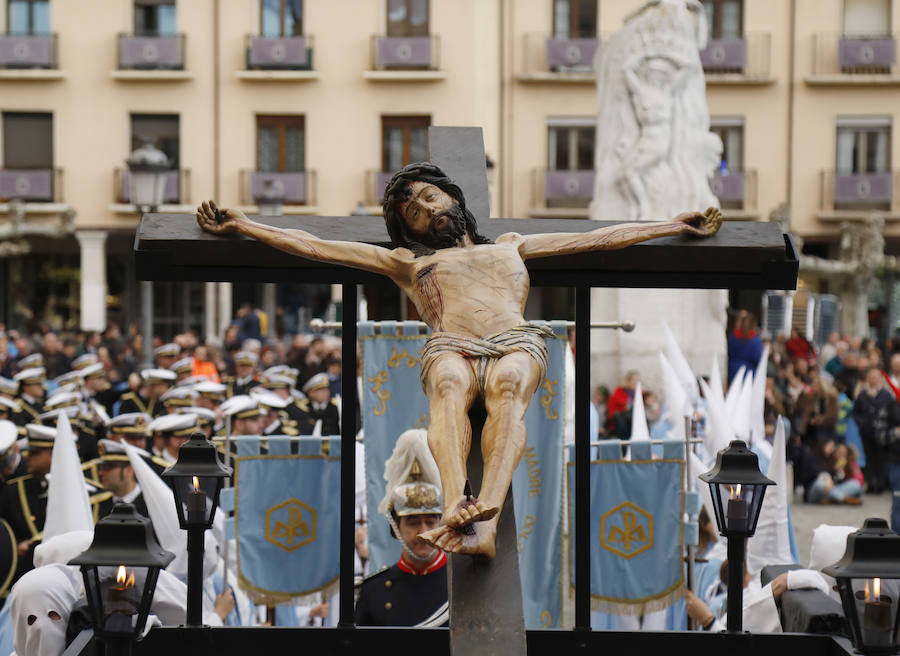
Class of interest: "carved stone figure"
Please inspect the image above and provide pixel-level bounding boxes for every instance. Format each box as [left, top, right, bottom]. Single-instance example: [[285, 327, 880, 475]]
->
[[197, 162, 722, 558]]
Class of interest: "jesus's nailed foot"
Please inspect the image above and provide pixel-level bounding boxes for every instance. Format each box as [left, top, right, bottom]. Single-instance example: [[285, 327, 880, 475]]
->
[[443, 495, 499, 529], [417, 523, 497, 559]]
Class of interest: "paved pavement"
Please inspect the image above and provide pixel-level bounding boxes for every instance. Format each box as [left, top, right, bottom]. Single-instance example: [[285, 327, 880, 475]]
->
[[789, 490, 892, 566]]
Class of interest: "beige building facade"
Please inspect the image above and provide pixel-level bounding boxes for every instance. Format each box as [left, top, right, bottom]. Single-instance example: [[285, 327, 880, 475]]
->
[[0, 0, 897, 341]]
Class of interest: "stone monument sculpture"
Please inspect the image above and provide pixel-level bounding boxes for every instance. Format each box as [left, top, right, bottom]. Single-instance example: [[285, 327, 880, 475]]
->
[[590, 0, 728, 393]]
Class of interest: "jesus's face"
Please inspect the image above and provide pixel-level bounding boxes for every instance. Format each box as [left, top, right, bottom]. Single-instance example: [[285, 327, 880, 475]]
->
[[399, 181, 467, 249]]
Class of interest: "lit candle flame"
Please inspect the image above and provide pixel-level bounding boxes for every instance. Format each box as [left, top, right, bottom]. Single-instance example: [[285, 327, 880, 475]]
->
[[192, 476, 200, 491], [735, 484, 742, 496], [116, 565, 126, 585], [126, 571, 135, 589], [874, 577, 881, 600], [865, 579, 871, 601], [729, 484, 743, 499]]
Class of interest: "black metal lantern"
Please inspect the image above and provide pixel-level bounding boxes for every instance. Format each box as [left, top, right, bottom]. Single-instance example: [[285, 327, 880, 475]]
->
[[161, 432, 232, 626], [68, 503, 174, 642], [823, 518, 900, 655], [700, 440, 775, 632], [161, 432, 232, 530]]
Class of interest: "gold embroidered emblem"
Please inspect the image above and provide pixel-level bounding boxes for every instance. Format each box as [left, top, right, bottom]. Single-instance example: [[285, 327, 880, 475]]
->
[[599, 501, 653, 559], [387, 346, 420, 369], [367, 370, 390, 416], [405, 483, 438, 509], [540, 378, 558, 420], [265, 498, 317, 552]]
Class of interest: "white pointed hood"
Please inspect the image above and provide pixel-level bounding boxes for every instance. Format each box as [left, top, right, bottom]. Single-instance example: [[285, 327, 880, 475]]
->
[[124, 442, 219, 580], [723, 365, 746, 420], [731, 370, 754, 441], [630, 382, 650, 441], [698, 377, 735, 463], [663, 322, 699, 406], [749, 344, 770, 447], [709, 354, 725, 409], [658, 352, 687, 440], [747, 418, 794, 574], [43, 413, 94, 542]]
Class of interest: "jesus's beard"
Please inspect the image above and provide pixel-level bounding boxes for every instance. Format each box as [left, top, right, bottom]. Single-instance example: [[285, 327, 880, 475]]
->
[[420, 204, 469, 250]]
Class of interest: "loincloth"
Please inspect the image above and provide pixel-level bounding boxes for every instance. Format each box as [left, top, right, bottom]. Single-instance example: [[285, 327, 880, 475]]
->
[[420, 325, 554, 396]]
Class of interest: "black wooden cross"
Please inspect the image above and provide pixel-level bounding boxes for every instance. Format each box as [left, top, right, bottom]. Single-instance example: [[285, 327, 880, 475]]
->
[[133, 126, 798, 655]]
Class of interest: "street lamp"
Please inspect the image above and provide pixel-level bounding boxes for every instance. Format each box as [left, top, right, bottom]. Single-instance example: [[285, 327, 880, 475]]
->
[[68, 503, 174, 653], [161, 432, 232, 626], [255, 178, 285, 216], [699, 439, 775, 632], [126, 138, 169, 369], [822, 518, 900, 654]]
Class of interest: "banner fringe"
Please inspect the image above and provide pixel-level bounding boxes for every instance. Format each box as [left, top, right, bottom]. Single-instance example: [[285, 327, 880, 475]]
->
[[237, 574, 339, 608], [568, 582, 684, 617]]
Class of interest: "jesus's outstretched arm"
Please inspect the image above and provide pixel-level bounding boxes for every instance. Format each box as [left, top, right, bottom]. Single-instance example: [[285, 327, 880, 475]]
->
[[196, 200, 412, 284], [510, 207, 723, 261]]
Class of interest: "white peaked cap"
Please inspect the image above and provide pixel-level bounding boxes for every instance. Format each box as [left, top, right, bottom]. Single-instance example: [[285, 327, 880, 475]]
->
[[698, 377, 735, 463], [747, 417, 794, 574], [662, 321, 699, 406], [0, 420, 17, 453], [708, 354, 725, 410], [123, 442, 218, 580], [629, 381, 650, 441], [723, 365, 746, 421], [43, 413, 94, 542], [658, 352, 687, 440], [378, 429, 441, 516], [731, 370, 754, 441], [749, 344, 770, 447]]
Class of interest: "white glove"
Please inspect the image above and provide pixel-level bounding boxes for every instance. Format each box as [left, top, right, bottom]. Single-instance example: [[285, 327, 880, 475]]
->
[[787, 569, 830, 596]]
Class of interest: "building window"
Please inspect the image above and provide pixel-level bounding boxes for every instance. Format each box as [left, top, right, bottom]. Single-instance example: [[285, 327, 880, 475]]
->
[[710, 118, 744, 174], [134, 0, 176, 37], [257, 115, 304, 172], [836, 118, 890, 174], [552, 0, 597, 39], [2, 112, 52, 169], [7, 0, 49, 35], [548, 122, 594, 172], [843, 0, 891, 36], [386, 0, 429, 37], [382, 115, 429, 173], [701, 0, 742, 40], [261, 0, 302, 37], [131, 114, 179, 168]]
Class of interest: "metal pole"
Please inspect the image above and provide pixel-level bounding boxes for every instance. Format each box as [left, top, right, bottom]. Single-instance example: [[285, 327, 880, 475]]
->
[[339, 284, 358, 628], [186, 527, 205, 626], [684, 415, 696, 630], [574, 285, 591, 631], [141, 280, 154, 368], [222, 414, 232, 592], [726, 536, 745, 632]]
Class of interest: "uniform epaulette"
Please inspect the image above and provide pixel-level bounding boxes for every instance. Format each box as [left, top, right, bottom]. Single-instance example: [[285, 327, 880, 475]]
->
[[151, 456, 171, 469], [90, 491, 113, 504], [297, 399, 310, 411], [6, 473, 32, 485], [330, 398, 338, 407], [221, 376, 235, 383], [362, 565, 391, 583], [120, 392, 137, 401]]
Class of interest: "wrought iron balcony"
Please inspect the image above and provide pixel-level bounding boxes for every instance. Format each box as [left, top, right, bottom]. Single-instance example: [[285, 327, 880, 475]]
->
[[240, 170, 316, 206], [0, 168, 62, 202], [114, 168, 190, 205], [700, 33, 772, 82], [709, 169, 757, 212], [810, 33, 898, 79], [245, 34, 313, 70], [819, 169, 899, 213], [532, 169, 595, 211], [519, 33, 598, 80], [370, 34, 439, 70], [117, 34, 185, 70], [0, 34, 57, 68]]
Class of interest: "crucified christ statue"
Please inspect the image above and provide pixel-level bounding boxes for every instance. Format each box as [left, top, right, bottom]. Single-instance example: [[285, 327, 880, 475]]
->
[[197, 162, 722, 559]]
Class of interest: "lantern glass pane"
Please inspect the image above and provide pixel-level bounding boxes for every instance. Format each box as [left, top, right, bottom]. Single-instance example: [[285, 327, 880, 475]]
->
[[714, 482, 760, 535], [842, 577, 900, 651], [95, 565, 152, 638], [174, 474, 219, 528]]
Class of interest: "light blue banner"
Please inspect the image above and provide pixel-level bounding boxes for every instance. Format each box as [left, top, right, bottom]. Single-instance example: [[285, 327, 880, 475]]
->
[[361, 320, 566, 629], [569, 458, 684, 615], [235, 445, 341, 604]]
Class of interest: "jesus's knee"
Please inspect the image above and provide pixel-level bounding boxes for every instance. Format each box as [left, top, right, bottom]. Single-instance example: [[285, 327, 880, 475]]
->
[[487, 366, 524, 401], [428, 364, 469, 400]]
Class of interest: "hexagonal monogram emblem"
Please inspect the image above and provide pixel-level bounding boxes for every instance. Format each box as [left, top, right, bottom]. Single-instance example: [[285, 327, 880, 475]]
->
[[599, 501, 653, 560], [265, 498, 317, 552]]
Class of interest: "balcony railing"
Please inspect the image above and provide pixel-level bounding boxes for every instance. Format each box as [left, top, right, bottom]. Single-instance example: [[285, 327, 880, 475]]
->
[[520, 33, 599, 78], [245, 34, 313, 70], [531, 169, 595, 209], [709, 169, 757, 212], [0, 168, 62, 202], [114, 168, 190, 205], [367, 170, 394, 205], [811, 33, 898, 76], [0, 34, 57, 68], [369, 34, 439, 70], [819, 169, 900, 212], [700, 33, 771, 80], [240, 170, 316, 206], [117, 34, 185, 70]]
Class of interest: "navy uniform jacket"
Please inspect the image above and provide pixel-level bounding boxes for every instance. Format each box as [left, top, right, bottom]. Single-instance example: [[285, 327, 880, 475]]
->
[[223, 376, 260, 399], [0, 474, 47, 583], [354, 553, 448, 627], [296, 398, 340, 436], [9, 398, 43, 432], [117, 392, 163, 418]]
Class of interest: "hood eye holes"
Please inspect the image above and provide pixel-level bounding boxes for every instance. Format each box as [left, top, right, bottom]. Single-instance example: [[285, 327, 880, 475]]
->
[[27, 615, 36, 625], [48, 610, 61, 621]]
